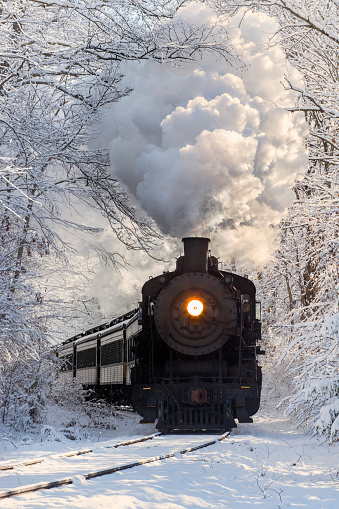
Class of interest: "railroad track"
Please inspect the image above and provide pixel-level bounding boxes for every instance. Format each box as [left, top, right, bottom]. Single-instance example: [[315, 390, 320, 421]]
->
[[0, 432, 229, 500], [0, 433, 160, 472]]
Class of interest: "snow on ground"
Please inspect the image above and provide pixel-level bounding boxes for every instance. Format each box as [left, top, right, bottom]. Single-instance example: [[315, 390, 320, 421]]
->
[[0, 388, 338, 509]]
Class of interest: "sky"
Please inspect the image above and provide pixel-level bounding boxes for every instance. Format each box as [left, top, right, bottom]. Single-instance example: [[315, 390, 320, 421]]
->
[[73, 3, 309, 320]]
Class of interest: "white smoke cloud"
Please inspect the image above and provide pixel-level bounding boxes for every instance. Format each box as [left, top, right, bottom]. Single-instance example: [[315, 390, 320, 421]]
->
[[104, 3, 308, 266]]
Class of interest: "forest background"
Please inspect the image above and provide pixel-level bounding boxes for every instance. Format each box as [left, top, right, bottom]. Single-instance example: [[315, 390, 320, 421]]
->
[[0, 0, 338, 442]]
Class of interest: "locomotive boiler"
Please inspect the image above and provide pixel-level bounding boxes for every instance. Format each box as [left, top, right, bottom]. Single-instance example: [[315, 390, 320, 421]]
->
[[57, 237, 263, 433]]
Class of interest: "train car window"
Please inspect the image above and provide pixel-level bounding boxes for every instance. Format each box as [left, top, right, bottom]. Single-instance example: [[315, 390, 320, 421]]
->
[[77, 347, 96, 368], [256, 301, 262, 321], [242, 294, 251, 313], [148, 301, 155, 316], [101, 340, 123, 365], [127, 336, 135, 362]]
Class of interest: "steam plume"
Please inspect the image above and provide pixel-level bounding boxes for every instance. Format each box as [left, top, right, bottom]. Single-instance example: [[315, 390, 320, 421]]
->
[[104, 4, 308, 265]]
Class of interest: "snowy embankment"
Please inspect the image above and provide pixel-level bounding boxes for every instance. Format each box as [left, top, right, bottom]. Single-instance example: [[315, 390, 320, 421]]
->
[[0, 391, 338, 509]]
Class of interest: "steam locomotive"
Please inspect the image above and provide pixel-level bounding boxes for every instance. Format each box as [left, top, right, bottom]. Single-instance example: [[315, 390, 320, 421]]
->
[[57, 237, 263, 432]]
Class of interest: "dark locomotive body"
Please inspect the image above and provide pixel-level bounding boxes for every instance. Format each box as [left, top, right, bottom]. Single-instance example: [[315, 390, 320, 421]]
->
[[57, 237, 263, 433]]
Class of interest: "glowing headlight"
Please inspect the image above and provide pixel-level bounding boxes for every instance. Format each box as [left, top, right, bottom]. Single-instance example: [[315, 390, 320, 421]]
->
[[187, 299, 203, 317]]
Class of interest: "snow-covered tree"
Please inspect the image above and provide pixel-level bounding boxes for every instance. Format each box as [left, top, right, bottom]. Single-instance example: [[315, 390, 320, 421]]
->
[[217, 0, 339, 439], [0, 0, 234, 426]]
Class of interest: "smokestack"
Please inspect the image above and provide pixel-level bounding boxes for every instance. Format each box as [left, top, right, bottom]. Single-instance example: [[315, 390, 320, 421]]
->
[[182, 237, 210, 273]]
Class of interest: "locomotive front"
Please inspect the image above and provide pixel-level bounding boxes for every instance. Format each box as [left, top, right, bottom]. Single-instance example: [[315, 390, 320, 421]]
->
[[132, 237, 263, 433], [154, 238, 238, 356]]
